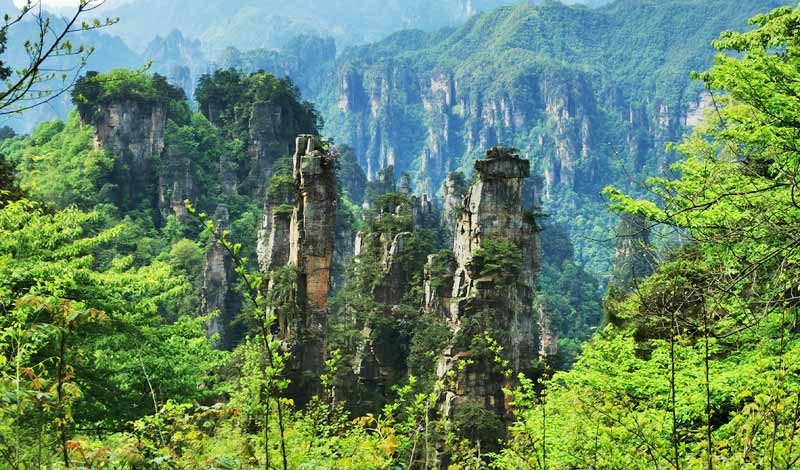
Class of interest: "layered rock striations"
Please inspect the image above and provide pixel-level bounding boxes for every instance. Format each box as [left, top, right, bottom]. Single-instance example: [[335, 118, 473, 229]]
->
[[241, 100, 308, 195], [257, 166, 295, 274], [441, 171, 469, 244], [289, 135, 338, 314]]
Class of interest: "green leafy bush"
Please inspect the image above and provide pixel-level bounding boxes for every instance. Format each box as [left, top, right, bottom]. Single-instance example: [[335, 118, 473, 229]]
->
[[467, 238, 523, 281]]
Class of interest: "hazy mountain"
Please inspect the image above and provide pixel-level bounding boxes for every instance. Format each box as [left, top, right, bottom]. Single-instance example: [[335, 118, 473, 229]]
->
[[142, 30, 210, 100], [0, 11, 142, 132], [100, 0, 610, 54]]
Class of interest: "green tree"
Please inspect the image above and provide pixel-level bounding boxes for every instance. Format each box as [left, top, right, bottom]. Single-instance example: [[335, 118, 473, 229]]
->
[[0, 199, 225, 467], [497, 5, 800, 469]]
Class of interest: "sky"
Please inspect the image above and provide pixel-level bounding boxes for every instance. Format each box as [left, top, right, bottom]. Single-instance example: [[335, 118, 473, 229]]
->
[[13, 0, 78, 6], [11, 0, 131, 9]]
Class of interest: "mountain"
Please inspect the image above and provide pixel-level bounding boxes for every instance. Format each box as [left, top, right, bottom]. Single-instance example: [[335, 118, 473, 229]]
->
[[99, 0, 608, 54], [212, 35, 338, 100], [311, 0, 784, 275], [142, 30, 210, 100]]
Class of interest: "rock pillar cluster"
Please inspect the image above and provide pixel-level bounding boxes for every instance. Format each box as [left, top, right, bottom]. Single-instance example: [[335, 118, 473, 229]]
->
[[350, 200, 416, 410]]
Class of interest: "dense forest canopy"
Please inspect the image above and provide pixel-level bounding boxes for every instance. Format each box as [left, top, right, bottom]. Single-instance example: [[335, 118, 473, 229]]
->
[[2, 1, 800, 469]]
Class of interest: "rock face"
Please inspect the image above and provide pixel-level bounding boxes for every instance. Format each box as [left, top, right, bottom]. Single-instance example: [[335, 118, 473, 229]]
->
[[441, 172, 469, 244], [535, 296, 558, 365], [411, 193, 438, 229], [263, 134, 337, 404], [201, 205, 242, 349], [344, 164, 431, 410], [257, 171, 295, 274], [85, 96, 199, 223], [321, 0, 762, 198], [289, 135, 338, 313], [332, 145, 368, 291], [326, 56, 614, 198], [90, 100, 166, 210], [351, 228, 416, 408], [241, 101, 309, 195], [428, 147, 539, 422], [363, 165, 397, 208], [158, 144, 195, 223]]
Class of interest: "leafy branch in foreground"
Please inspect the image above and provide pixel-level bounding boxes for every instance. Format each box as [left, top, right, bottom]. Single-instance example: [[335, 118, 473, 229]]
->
[[185, 199, 289, 470], [0, 0, 118, 114]]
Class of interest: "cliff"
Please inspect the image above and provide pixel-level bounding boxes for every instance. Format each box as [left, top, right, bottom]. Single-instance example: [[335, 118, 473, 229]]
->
[[261, 135, 337, 404], [88, 99, 166, 211], [426, 147, 540, 430], [256, 166, 294, 274], [196, 71, 320, 198], [316, 0, 781, 274], [201, 205, 243, 349], [350, 228, 416, 409]]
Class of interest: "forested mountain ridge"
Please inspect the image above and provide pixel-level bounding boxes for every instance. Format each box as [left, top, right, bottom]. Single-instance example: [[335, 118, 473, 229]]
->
[[314, 0, 783, 274]]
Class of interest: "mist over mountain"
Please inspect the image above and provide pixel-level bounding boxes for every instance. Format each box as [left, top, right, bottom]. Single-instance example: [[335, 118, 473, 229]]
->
[[100, 0, 611, 54], [0, 9, 142, 132], [0, 0, 612, 131]]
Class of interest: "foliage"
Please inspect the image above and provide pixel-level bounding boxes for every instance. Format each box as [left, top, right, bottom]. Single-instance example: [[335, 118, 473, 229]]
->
[[0, 0, 117, 115], [0, 199, 226, 467], [467, 238, 523, 281], [196, 69, 320, 139], [452, 401, 504, 451], [426, 249, 455, 291], [72, 69, 188, 124], [537, 222, 604, 367], [14, 3, 800, 467], [0, 111, 114, 209], [0, 153, 24, 205], [365, 192, 415, 236], [496, 6, 800, 468], [407, 313, 450, 388]]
